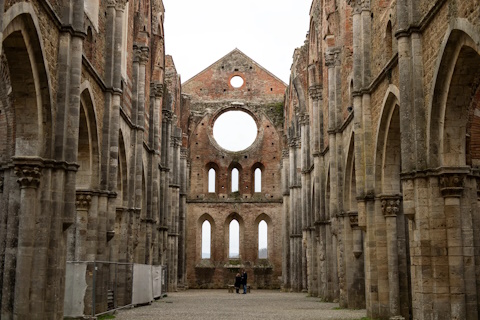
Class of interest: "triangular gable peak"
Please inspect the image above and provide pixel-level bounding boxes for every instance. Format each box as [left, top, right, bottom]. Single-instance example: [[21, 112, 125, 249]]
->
[[182, 48, 286, 103]]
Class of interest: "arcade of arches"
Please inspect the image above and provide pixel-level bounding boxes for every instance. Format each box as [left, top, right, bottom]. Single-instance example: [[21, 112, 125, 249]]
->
[[1, 1, 480, 320]]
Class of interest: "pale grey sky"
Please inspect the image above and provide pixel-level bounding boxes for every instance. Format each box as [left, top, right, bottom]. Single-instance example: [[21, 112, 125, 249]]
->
[[162, 0, 312, 84]]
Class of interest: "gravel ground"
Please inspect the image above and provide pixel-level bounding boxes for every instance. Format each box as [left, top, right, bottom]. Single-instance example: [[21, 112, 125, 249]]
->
[[114, 289, 367, 320]]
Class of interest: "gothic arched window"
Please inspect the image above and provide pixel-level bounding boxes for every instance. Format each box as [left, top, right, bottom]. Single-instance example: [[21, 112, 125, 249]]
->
[[202, 220, 211, 259]]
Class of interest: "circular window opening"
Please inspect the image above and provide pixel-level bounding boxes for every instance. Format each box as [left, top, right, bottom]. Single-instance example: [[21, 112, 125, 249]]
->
[[230, 76, 244, 88], [213, 110, 257, 152]]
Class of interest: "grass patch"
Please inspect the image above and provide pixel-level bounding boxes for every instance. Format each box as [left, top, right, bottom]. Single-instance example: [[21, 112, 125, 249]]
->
[[98, 315, 115, 320], [332, 306, 343, 310]]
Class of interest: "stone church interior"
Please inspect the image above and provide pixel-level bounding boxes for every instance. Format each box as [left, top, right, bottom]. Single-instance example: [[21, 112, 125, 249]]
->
[[1, 0, 480, 319]]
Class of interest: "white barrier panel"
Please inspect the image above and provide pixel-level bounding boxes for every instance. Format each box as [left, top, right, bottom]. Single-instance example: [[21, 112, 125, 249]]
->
[[64, 263, 87, 318], [132, 264, 153, 305], [152, 265, 162, 299]]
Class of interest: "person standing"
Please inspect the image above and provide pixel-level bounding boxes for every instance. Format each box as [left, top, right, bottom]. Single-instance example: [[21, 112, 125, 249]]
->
[[234, 273, 242, 293], [241, 270, 248, 294]]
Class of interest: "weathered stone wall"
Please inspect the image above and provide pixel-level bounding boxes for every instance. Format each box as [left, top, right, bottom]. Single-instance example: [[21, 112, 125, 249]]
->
[[0, 1, 184, 318], [284, 0, 480, 319], [183, 49, 286, 289]]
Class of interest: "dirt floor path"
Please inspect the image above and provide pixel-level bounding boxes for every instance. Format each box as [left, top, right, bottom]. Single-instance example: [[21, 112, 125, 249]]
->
[[114, 289, 367, 320]]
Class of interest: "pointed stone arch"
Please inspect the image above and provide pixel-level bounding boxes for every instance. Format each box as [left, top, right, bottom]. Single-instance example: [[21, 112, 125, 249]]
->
[[428, 20, 480, 168], [254, 213, 273, 260], [424, 20, 480, 319], [117, 129, 128, 206], [197, 213, 215, 261], [224, 212, 245, 260], [344, 131, 357, 212], [2, 3, 53, 158], [374, 85, 401, 194], [78, 84, 101, 189], [0, 4, 55, 318]]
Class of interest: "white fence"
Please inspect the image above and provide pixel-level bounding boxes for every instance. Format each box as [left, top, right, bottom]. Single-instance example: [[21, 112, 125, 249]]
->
[[64, 261, 166, 318]]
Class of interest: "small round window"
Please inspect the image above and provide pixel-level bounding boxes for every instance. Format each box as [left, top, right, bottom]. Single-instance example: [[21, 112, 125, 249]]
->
[[213, 110, 257, 151], [230, 76, 244, 88]]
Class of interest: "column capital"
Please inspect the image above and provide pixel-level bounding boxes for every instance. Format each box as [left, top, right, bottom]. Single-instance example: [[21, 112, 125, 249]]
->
[[380, 195, 402, 217], [133, 45, 150, 64], [439, 173, 465, 198], [475, 177, 480, 200], [162, 109, 174, 122], [348, 211, 359, 228], [347, 0, 371, 14], [325, 48, 342, 68], [282, 150, 290, 159], [76, 191, 92, 210], [299, 113, 310, 126], [150, 83, 164, 98], [288, 137, 300, 148], [116, 0, 128, 11], [171, 136, 182, 148], [15, 165, 42, 189], [309, 85, 323, 101], [180, 148, 189, 159]]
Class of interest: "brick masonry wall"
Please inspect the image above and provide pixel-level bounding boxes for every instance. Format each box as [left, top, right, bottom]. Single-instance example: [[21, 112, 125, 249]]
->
[[183, 49, 286, 289]]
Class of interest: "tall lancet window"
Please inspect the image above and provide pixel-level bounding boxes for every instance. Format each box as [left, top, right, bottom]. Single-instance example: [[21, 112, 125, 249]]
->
[[229, 219, 240, 258], [231, 168, 239, 192], [202, 220, 211, 259], [208, 168, 216, 193], [254, 168, 262, 192], [258, 220, 268, 258]]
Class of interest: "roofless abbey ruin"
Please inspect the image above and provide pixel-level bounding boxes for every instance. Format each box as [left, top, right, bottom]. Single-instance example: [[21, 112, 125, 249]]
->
[[1, 1, 480, 319]]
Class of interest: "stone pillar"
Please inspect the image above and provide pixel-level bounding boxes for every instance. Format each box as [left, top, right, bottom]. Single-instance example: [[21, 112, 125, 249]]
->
[[13, 163, 41, 319], [348, 211, 365, 308], [309, 82, 323, 297], [381, 196, 403, 319], [84, 192, 99, 316], [289, 136, 302, 292], [300, 113, 311, 292], [439, 173, 467, 320], [75, 192, 92, 261], [150, 83, 163, 266], [159, 110, 172, 268], [115, 206, 128, 306], [168, 132, 181, 291], [281, 150, 291, 290], [178, 148, 188, 288], [106, 0, 127, 266], [0, 0, 4, 54]]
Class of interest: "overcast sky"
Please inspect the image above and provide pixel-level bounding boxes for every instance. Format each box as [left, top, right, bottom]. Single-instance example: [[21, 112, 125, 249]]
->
[[162, 0, 312, 84]]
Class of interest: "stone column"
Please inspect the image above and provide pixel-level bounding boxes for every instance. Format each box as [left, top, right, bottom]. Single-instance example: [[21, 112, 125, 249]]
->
[[348, 211, 365, 309], [159, 110, 173, 267], [281, 150, 291, 290], [168, 132, 181, 291], [150, 83, 163, 266], [300, 113, 311, 292], [106, 0, 127, 265], [439, 173, 467, 320], [0, 0, 4, 54], [84, 192, 99, 316], [381, 196, 403, 319], [115, 206, 128, 306], [178, 148, 188, 288], [13, 163, 41, 319], [75, 192, 92, 261]]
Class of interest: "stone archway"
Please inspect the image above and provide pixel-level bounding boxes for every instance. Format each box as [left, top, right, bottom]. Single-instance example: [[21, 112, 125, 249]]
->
[[0, 5, 55, 319], [343, 133, 365, 309], [373, 88, 411, 319], [426, 23, 480, 320]]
